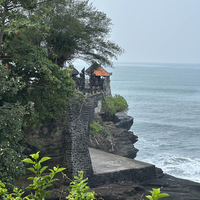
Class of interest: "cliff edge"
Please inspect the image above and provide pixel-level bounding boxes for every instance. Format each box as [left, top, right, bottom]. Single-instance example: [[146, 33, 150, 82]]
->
[[88, 112, 139, 159]]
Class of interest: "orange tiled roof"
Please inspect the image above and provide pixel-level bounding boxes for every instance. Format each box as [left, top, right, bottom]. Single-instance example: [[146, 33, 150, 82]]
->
[[94, 66, 112, 77]]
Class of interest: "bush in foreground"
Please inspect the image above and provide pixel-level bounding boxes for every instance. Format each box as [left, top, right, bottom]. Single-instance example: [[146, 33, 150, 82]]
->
[[0, 152, 96, 200]]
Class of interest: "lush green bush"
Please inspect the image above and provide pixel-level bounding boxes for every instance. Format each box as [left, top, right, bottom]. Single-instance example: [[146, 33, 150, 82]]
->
[[66, 171, 96, 200], [90, 120, 110, 138], [0, 152, 96, 200], [102, 94, 128, 116], [0, 64, 28, 184]]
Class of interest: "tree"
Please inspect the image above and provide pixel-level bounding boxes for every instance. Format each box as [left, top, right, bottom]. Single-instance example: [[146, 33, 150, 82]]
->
[[45, 0, 124, 67], [0, 0, 54, 51], [0, 0, 75, 183], [0, 63, 28, 183], [1, 0, 75, 127]]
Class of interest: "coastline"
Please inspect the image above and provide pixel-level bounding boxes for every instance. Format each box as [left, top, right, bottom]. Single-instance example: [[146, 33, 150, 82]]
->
[[88, 111, 200, 200]]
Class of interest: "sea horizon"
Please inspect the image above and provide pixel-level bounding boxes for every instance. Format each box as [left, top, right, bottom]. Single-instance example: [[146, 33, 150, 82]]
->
[[110, 62, 200, 183]]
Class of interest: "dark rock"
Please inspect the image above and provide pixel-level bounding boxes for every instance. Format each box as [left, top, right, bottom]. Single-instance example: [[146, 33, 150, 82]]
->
[[155, 167, 164, 178], [87, 174, 200, 200], [99, 112, 115, 122], [142, 174, 200, 200], [114, 112, 134, 131], [92, 182, 145, 200], [88, 121, 138, 159]]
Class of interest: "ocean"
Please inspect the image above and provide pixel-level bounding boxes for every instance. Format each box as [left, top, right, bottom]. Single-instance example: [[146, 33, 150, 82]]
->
[[110, 63, 200, 183]]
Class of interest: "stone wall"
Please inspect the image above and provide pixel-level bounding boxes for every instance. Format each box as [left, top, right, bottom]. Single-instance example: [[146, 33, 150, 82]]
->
[[62, 101, 93, 179], [23, 93, 104, 179]]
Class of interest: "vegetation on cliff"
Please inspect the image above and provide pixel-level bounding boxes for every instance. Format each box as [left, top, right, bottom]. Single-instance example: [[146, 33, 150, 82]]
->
[[102, 94, 129, 116], [90, 120, 110, 138]]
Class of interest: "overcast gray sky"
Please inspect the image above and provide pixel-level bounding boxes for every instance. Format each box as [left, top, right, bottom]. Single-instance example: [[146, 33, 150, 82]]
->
[[89, 0, 200, 64]]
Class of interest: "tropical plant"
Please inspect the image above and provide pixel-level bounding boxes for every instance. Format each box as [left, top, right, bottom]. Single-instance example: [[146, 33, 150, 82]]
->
[[66, 171, 96, 200], [0, 152, 96, 200], [22, 152, 66, 200], [146, 188, 169, 200]]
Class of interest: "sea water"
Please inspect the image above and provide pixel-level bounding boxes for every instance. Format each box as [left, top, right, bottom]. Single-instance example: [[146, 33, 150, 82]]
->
[[110, 63, 200, 183]]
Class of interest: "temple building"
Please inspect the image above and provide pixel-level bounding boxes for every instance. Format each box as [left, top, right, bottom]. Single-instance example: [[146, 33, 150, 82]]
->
[[67, 64, 112, 96], [86, 65, 112, 96]]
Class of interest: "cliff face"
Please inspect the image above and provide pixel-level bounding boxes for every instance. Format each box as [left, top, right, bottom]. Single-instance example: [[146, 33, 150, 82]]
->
[[88, 112, 139, 159], [21, 93, 138, 181]]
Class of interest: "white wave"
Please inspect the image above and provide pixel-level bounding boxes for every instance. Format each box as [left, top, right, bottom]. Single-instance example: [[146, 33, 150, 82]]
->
[[137, 153, 200, 183]]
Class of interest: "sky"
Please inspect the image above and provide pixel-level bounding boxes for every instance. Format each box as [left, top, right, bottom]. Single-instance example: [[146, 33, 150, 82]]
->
[[79, 0, 200, 65]]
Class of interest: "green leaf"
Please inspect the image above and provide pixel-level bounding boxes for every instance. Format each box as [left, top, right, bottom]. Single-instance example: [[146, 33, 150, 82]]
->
[[22, 158, 35, 164], [158, 193, 169, 198], [34, 163, 41, 170], [146, 195, 153, 200], [40, 166, 48, 174], [49, 172, 55, 179], [42, 191, 52, 198], [42, 175, 50, 180], [0, 182, 5, 187], [152, 188, 160, 195], [30, 152, 40, 160], [40, 157, 51, 163], [55, 167, 66, 173], [51, 178, 59, 182], [27, 177, 34, 180], [27, 167, 37, 174]]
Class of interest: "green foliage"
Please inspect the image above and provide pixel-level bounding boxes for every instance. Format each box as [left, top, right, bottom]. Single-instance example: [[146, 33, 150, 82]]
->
[[22, 152, 66, 200], [66, 171, 96, 200], [102, 94, 128, 116], [0, 152, 96, 200], [0, 0, 53, 50], [90, 121, 102, 135], [0, 181, 26, 200], [0, 152, 66, 200], [90, 120, 110, 138], [2, 39, 75, 127], [1, 0, 75, 128], [0, 63, 28, 184], [146, 188, 169, 200], [42, 0, 124, 67]]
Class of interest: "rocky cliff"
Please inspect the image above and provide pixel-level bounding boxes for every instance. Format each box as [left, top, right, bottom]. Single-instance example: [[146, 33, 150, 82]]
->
[[88, 112, 139, 159]]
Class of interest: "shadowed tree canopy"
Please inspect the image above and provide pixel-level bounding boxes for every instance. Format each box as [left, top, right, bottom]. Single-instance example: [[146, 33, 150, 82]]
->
[[45, 0, 124, 67], [0, 0, 75, 127]]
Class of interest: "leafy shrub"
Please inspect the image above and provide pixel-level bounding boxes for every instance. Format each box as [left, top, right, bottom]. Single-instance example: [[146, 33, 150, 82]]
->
[[102, 94, 128, 116], [146, 188, 169, 200], [0, 152, 66, 200], [66, 171, 96, 200], [90, 121, 110, 138], [0, 152, 96, 200], [90, 121, 103, 135], [0, 63, 28, 184]]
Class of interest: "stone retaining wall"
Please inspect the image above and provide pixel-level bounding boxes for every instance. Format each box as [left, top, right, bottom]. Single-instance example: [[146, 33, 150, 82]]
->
[[88, 165, 156, 188]]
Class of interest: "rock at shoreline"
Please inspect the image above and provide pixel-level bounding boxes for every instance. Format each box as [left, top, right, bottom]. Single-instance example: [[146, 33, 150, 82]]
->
[[88, 121, 138, 159], [114, 112, 134, 131], [90, 169, 200, 200]]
